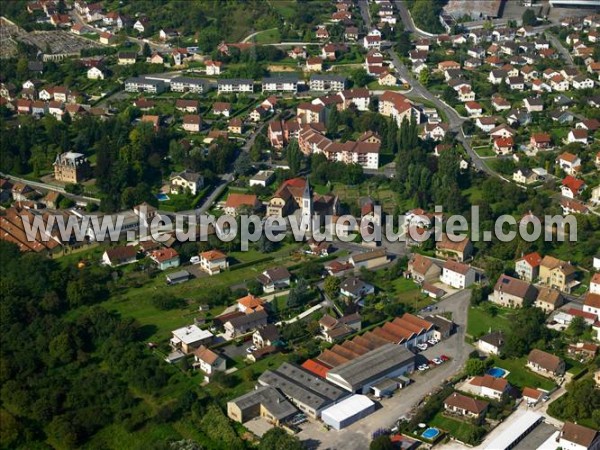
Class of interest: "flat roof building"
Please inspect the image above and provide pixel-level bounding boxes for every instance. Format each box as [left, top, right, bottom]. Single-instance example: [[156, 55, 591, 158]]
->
[[484, 410, 543, 450], [320, 394, 376, 430]]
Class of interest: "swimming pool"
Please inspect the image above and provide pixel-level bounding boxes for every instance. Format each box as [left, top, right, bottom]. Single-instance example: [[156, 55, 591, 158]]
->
[[155, 193, 170, 202], [487, 367, 509, 378], [422, 427, 440, 440]]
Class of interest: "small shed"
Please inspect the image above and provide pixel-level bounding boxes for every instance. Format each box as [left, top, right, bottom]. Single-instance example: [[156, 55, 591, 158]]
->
[[166, 270, 191, 285], [371, 378, 398, 398]]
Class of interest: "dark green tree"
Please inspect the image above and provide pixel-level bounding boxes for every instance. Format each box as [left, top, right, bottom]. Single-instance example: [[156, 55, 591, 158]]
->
[[522, 9, 537, 26]]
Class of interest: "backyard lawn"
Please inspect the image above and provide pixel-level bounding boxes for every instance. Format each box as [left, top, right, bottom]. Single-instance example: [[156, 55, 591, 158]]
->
[[473, 146, 497, 158], [491, 357, 556, 391], [429, 412, 483, 444], [466, 306, 513, 339]]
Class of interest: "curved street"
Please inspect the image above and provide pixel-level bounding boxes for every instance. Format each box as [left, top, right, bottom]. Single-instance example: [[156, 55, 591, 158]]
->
[[386, 50, 500, 178]]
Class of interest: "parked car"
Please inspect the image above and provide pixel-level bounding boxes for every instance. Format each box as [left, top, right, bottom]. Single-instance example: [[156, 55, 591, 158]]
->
[[190, 256, 200, 264], [245, 345, 257, 354], [440, 354, 450, 361], [417, 343, 428, 351], [432, 358, 442, 365]]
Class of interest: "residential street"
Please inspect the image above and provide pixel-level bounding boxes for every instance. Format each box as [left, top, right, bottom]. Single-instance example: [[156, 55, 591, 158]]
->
[[0, 172, 101, 205], [386, 50, 500, 177], [546, 33, 575, 67], [393, 0, 427, 38], [297, 289, 473, 450], [357, 0, 372, 29]]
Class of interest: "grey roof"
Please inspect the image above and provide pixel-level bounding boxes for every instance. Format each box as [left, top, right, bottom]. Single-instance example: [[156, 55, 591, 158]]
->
[[263, 267, 291, 283], [170, 169, 202, 183], [171, 76, 207, 85], [327, 344, 415, 391], [255, 324, 280, 342], [218, 78, 253, 85], [258, 362, 345, 411], [479, 331, 505, 348], [424, 315, 454, 334], [262, 74, 299, 83], [227, 309, 268, 328], [166, 270, 190, 280], [554, 95, 574, 106], [525, 97, 544, 106], [28, 61, 44, 72], [311, 74, 347, 83], [341, 277, 371, 296], [125, 77, 165, 86], [229, 385, 296, 420]]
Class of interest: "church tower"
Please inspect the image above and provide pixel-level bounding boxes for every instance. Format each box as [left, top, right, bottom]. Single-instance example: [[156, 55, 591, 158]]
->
[[301, 177, 312, 233]]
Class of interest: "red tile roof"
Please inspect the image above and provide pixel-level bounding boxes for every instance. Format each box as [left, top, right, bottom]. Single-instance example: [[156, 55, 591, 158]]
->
[[519, 252, 542, 268], [301, 359, 330, 378]]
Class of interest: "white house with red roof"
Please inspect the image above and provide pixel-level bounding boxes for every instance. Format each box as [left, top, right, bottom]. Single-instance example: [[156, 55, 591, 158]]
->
[[493, 137, 514, 155], [522, 387, 545, 406], [199, 250, 228, 275], [583, 291, 600, 320], [465, 101, 483, 117], [440, 260, 476, 289], [567, 128, 588, 144], [530, 133, 552, 150], [556, 152, 582, 175], [205, 60, 222, 76], [150, 248, 180, 270], [515, 252, 542, 283], [590, 273, 600, 295], [561, 176, 586, 199]]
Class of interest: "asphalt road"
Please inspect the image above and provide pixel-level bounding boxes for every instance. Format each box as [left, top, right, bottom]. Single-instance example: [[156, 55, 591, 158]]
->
[[393, 0, 428, 37], [357, 0, 372, 29], [0, 172, 101, 205], [297, 289, 473, 450], [546, 32, 575, 67], [386, 50, 500, 177]]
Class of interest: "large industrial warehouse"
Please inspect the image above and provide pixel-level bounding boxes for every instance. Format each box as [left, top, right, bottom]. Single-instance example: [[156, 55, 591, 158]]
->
[[258, 362, 347, 418], [326, 344, 416, 393]]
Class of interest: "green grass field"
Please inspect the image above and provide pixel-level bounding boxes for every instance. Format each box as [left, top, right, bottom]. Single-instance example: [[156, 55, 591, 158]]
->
[[271, 1, 296, 20], [93, 242, 302, 341], [473, 146, 497, 158], [466, 306, 513, 338], [253, 28, 281, 44], [429, 412, 482, 444]]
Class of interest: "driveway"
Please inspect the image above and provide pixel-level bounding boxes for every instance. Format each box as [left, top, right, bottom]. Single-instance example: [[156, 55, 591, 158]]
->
[[221, 340, 254, 361], [297, 289, 473, 449]]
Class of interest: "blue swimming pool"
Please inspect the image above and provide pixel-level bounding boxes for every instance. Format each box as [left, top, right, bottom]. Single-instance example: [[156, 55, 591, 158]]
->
[[487, 367, 508, 378], [155, 193, 170, 202], [422, 427, 440, 440]]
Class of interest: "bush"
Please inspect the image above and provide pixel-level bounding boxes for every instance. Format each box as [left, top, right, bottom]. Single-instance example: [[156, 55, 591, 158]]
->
[[151, 294, 186, 310]]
